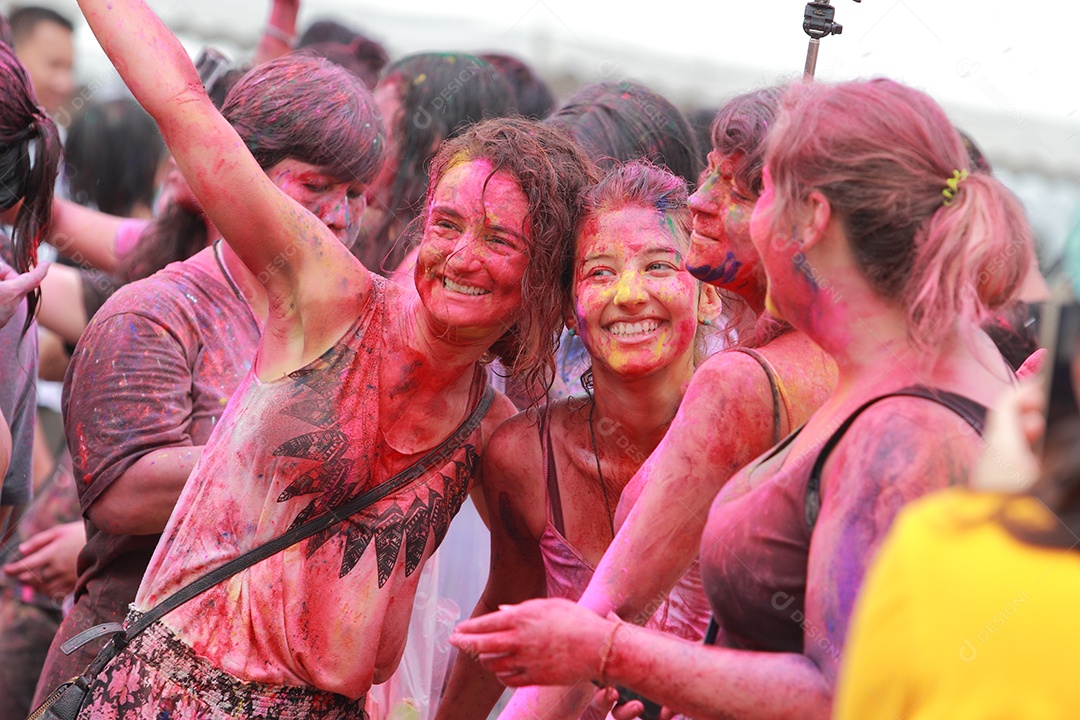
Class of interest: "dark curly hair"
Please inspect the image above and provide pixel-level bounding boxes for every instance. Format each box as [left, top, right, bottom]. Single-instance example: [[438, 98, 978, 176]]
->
[[424, 117, 599, 401]]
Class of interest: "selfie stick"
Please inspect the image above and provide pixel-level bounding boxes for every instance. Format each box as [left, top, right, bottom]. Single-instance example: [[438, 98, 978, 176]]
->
[[803, 0, 859, 80]]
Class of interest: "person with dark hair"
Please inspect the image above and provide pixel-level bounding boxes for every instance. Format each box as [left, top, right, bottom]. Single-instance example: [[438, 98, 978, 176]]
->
[[436, 161, 721, 720], [0, 34, 60, 720], [0, 36, 60, 528], [9, 6, 74, 116], [544, 79, 705, 398], [296, 18, 388, 89], [63, 97, 165, 217], [479, 52, 555, 120], [50, 2, 596, 716], [546, 80, 702, 188], [835, 378, 1077, 718], [453, 78, 1034, 719], [362, 52, 515, 275]]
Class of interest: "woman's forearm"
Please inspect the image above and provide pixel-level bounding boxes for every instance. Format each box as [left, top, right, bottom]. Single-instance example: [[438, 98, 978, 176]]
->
[[48, 199, 124, 272], [604, 621, 832, 720]]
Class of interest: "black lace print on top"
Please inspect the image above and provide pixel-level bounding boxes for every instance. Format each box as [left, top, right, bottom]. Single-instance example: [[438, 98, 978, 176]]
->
[[273, 346, 479, 587]]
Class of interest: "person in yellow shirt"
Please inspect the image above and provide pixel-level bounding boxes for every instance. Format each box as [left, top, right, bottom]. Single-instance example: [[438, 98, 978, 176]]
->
[[836, 386, 1080, 719]]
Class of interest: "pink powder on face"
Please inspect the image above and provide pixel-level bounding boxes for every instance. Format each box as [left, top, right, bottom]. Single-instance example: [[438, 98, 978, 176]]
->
[[572, 206, 699, 377]]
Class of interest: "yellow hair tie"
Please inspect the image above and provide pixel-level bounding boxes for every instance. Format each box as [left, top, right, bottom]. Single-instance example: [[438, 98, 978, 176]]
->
[[942, 169, 969, 206]]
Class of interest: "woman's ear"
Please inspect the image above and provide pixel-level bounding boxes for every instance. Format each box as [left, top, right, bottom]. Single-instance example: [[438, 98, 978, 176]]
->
[[697, 283, 723, 325], [797, 190, 832, 252], [563, 300, 578, 336]]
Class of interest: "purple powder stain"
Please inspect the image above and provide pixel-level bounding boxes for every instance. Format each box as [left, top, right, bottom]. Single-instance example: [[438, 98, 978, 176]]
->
[[687, 251, 741, 285]]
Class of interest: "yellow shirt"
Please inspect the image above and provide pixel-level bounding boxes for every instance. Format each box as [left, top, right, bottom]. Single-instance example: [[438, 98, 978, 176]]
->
[[835, 488, 1080, 720]]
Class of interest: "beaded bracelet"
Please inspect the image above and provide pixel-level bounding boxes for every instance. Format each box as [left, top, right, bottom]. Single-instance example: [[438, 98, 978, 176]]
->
[[597, 619, 627, 687], [264, 25, 294, 47]]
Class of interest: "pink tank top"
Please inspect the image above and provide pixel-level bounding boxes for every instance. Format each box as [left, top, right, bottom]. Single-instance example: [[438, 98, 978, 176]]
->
[[536, 404, 711, 642]]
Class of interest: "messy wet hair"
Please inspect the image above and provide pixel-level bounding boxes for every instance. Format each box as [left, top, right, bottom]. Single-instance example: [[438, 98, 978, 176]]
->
[[424, 117, 600, 402]]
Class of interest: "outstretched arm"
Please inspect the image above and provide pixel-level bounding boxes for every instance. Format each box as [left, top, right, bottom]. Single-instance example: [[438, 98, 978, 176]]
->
[[453, 598, 831, 720], [46, 198, 138, 273], [76, 0, 369, 372]]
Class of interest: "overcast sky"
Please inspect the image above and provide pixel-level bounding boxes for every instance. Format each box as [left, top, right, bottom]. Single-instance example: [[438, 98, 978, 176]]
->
[[309, 0, 1078, 128], [20, 0, 1070, 131]]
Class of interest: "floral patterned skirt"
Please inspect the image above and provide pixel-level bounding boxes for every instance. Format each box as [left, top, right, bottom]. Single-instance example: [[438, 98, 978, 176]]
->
[[77, 618, 367, 719]]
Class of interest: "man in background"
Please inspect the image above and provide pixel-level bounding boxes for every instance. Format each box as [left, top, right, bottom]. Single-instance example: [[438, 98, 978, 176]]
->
[[10, 6, 74, 116]]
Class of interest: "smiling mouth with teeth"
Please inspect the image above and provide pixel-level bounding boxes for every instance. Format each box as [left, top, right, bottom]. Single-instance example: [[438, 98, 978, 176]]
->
[[443, 277, 490, 296], [606, 320, 662, 337]]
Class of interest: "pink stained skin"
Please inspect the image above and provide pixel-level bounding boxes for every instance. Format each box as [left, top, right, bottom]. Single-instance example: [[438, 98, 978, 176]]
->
[[76, 0, 566, 704], [447, 102, 841, 716], [451, 125, 838, 720], [686, 150, 763, 306], [264, 160, 368, 249], [748, 165, 822, 327], [571, 207, 701, 379], [435, 202, 718, 720], [454, 113, 1023, 717], [413, 160, 530, 343]]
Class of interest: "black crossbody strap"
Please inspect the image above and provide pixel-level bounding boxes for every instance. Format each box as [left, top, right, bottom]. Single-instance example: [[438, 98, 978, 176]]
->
[[63, 384, 495, 656]]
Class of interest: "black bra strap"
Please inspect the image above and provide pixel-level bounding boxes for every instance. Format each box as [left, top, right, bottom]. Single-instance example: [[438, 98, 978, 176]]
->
[[804, 386, 987, 530]]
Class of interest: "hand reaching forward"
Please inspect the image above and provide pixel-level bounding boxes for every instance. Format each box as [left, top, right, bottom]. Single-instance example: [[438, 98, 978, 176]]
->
[[450, 597, 613, 688]]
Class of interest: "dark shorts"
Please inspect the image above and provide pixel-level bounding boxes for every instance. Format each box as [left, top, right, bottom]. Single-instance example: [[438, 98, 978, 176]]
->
[[78, 617, 368, 719]]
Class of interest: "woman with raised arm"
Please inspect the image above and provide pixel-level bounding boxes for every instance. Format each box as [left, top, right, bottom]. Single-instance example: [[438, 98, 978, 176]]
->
[[63, 0, 596, 716], [453, 78, 1033, 719], [436, 161, 721, 719], [27, 52, 381, 710]]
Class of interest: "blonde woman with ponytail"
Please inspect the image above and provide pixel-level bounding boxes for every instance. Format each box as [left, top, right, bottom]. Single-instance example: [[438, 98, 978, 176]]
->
[[453, 78, 1034, 719]]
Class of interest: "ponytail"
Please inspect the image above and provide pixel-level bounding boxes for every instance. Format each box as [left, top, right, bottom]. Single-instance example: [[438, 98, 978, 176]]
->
[[766, 79, 1032, 349], [905, 172, 1031, 344]]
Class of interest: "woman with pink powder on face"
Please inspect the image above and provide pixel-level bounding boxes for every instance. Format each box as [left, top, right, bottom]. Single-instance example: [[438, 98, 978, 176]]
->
[[453, 78, 1034, 719], [59, 1, 597, 717], [436, 161, 722, 720]]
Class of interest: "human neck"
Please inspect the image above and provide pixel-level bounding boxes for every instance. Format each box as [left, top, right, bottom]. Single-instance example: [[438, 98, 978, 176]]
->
[[397, 300, 502, 392], [802, 279, 975, 395], [588, 354, 692, 454]]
